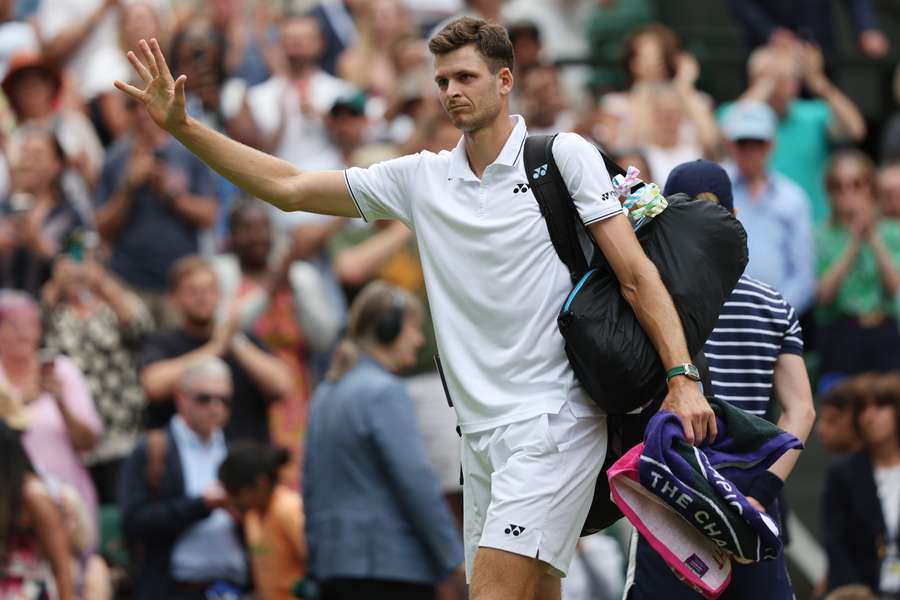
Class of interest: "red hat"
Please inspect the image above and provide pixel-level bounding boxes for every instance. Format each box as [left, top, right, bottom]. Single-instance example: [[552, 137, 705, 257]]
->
[[1, 52, 63, 104]]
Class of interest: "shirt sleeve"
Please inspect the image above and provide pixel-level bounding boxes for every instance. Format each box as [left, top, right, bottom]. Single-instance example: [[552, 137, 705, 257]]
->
[[780, 301, 804, 356], [343, 153, 422, 226], [550, 132, 623, 226]]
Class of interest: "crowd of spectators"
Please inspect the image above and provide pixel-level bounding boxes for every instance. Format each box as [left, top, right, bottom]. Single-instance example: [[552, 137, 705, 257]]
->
[[0, 0, 896, 599]]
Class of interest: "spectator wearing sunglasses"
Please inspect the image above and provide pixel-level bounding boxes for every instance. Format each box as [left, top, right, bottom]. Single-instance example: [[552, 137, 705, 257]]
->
[[722, 100, 816, 317], [119, 356, 249, 600], [823, 372, 900, 596], [815, 149, 900, 377]]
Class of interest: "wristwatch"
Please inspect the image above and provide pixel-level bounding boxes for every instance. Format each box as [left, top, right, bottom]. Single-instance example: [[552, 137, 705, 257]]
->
[[666, 363, 701, 383]]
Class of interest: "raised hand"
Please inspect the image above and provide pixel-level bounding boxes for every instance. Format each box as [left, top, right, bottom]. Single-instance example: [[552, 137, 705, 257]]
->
[[114, 39, 188, 133]]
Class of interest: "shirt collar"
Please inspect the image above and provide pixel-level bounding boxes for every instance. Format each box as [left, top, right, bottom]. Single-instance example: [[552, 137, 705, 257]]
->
[[447, 114, 528, 181], [171, 415, 224, 451]]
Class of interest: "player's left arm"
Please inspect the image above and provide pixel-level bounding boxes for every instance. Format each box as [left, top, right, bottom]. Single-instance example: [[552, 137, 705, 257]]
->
[[589, 214, 716, 445]]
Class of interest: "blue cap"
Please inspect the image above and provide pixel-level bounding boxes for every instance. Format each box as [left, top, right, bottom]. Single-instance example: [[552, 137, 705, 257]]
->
[[722, 100, 776, 142], [663, 159, 734, 212]]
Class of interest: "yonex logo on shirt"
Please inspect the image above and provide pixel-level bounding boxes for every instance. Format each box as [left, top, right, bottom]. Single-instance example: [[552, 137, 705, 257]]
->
[[513, 183, 530, 193], [504, 524, 526, 536], [532, 164, 548, 180]]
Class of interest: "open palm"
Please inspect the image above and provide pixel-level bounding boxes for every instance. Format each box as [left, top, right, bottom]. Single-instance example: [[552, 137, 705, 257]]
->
[[114, 39, 188, 133]]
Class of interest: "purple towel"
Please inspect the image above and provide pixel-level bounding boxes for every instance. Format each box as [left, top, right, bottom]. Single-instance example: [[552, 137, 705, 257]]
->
[[639, 397, 802, 562]]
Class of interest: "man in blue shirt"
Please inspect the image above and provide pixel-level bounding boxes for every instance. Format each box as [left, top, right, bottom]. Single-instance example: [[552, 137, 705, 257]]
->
[[722, 100, 816, 316], [120, 356, 247, 600]]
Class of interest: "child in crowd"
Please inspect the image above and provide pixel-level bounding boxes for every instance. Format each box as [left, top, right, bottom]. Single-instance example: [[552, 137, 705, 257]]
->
[[218, 442, 306, 600], [817, 377, 864, 455]]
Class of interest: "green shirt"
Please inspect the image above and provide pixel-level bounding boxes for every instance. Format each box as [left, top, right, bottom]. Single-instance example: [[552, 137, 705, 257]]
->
[[815, 219, 900, 324]]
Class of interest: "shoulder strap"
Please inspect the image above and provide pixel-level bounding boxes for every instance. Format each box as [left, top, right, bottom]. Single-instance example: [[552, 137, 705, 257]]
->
[[524, 134, 588, 282], [145, 428, 168, 496]]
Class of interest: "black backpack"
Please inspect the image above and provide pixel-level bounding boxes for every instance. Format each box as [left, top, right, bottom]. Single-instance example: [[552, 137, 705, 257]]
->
[[523, 134, 748, 415], [523, 134, 747, 534]]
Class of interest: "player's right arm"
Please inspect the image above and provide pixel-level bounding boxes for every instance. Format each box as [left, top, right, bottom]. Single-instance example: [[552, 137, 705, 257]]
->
[[115, 39, 358, 218]]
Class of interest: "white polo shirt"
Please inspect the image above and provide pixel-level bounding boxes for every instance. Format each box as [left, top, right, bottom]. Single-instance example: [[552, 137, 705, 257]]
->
[[344, 115, 621, 433]]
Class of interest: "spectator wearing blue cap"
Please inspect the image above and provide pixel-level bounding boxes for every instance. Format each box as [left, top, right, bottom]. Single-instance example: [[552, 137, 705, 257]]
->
[[625, 160, 816, 600], [721, 100, 816, 317]]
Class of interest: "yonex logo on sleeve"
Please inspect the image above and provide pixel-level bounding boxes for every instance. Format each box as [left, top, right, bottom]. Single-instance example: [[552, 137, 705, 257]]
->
[[513, 183, 530, 193], [532, 164, 548, 180], [504, 524, 526, 536]]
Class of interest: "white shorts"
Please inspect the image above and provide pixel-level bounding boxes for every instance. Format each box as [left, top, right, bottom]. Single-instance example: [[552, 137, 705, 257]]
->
[[461, 402, 607, 580]]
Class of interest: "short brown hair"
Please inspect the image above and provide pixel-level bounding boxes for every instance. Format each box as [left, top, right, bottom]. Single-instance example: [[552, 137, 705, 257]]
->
[[428, 17, 514, 74], [168, 255, 215, 291]]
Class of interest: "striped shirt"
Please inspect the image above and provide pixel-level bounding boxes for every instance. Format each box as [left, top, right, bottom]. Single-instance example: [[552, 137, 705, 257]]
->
[[704, 275, 804, 416]]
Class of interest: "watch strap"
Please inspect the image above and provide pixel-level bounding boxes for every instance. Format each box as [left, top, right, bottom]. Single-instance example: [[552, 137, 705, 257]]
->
[[666, 363, 700, 382]]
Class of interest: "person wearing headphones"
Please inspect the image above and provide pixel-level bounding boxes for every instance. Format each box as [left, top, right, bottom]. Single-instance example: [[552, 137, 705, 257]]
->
[[302, 281, 464, 600]]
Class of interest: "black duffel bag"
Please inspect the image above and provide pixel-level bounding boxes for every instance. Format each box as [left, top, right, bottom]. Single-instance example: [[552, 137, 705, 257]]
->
[[524, 134, 748, 415]]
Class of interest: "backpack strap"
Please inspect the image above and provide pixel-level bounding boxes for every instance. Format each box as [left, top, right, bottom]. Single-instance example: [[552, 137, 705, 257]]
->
[[145, 428, 168, 496], [524, 134, 588, 283], [525, 134, 635, 283]]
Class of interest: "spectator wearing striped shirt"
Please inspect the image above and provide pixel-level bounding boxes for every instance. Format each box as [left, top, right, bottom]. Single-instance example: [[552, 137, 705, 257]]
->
[[625, 160, 816, 600]]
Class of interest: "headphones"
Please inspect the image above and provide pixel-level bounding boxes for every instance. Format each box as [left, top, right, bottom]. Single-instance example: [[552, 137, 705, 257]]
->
[[373, 294, 406, 345]]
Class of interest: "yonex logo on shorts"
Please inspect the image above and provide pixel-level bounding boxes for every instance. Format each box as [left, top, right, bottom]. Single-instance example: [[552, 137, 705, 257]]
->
[[513, 183, 529, 193], [504, 524, 526, 536], [685, 553, 709, 577], [532, 164, 548, 180]]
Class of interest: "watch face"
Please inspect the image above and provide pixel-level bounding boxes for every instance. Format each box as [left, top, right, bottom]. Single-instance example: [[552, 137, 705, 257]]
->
[[686, 364, 701, 381]]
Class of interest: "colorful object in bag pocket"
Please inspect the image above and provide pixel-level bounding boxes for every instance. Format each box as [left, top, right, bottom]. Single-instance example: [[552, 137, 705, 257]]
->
[[612, 166, 669, 231]]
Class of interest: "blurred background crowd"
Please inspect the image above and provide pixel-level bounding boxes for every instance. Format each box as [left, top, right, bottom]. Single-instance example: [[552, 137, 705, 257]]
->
[[0, 0, 897, 599]]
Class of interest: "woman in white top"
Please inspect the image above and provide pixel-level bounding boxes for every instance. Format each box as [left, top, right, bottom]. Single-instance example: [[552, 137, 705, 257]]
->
[[601, 24, 719, 161]]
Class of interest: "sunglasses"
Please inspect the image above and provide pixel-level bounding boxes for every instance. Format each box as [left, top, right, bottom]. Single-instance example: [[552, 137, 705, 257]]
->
[[734, 138, 768, 149], [827, 177, 868, 193], [855, 396, 894, 411], [191, 392, 232, 406]]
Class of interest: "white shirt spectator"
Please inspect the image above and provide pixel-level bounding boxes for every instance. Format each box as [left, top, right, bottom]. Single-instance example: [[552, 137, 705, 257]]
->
[[345, 115, 617, 433], [246, 72, 355, 172], [246, 72, 356, 234]]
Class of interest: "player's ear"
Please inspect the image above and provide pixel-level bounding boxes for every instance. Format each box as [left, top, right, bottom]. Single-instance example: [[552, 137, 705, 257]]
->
[[497, 67, 514, 96]]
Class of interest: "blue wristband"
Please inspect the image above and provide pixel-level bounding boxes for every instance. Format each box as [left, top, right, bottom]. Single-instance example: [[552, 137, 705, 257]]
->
[[745, 471, 783, 509]]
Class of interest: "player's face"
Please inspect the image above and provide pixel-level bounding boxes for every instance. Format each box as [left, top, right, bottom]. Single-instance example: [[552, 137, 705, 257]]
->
[[434, 45, 512, 134]]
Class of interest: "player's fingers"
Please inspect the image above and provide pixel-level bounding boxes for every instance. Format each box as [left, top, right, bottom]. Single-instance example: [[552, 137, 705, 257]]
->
[[681, 416, 695, 446], [139, 39, 158, 77], [174, 74, 187, 104], [150, 38, 171, 81], [114, 80, 145, 100], [126, 51, 152, 83], [707, 412, 718, 442], [693, 413, 707, 446]]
